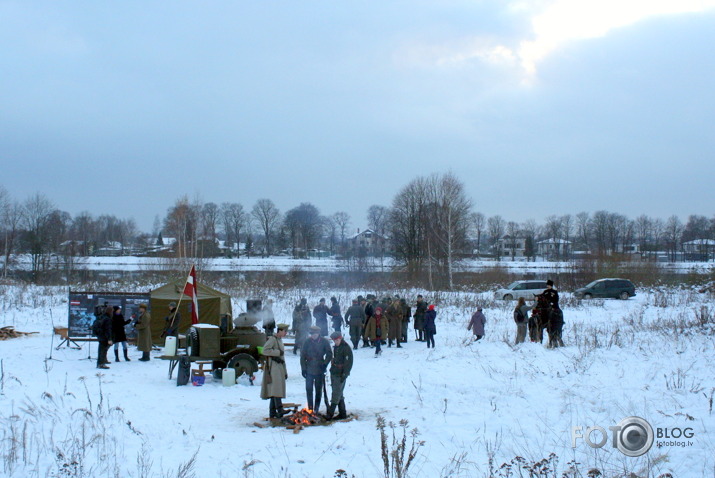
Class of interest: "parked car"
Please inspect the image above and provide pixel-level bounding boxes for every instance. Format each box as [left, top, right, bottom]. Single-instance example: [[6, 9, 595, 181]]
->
[[574, 278, 636, 300], [494, 280, 548, 300]]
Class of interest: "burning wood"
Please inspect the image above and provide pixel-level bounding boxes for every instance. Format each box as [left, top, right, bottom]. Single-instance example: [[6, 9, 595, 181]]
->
[[0, 326, 39, 340], [282, 408, 323, 427]]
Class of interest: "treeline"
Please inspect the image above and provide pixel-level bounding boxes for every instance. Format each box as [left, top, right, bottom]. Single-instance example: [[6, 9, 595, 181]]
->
[[1, 177, 713, 281]]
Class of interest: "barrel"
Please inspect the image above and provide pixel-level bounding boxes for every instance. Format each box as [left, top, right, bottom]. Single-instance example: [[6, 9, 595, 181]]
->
[[222, 368, 236, 387], [164, 336, 177, 356]]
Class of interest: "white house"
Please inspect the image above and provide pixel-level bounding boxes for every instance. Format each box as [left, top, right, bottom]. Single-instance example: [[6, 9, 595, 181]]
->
[[536, 238, 572, 258]]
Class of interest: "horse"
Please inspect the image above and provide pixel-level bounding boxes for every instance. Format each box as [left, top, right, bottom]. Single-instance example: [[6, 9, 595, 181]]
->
[[530, 294, 551, 343]]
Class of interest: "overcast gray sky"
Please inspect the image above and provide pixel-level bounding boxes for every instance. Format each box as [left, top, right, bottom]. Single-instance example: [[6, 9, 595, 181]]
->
[[2, 0, 714, 233]]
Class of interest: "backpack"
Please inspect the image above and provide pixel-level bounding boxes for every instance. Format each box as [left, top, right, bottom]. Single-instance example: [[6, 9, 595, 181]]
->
[[513, 308, 525, 324], [91, 317, 103, 337]]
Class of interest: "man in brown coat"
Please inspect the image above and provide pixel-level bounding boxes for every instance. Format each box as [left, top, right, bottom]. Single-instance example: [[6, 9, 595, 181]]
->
[[261, 323, 290, 418], [135, 303, 152, 361], [386, 298, 403, 348]]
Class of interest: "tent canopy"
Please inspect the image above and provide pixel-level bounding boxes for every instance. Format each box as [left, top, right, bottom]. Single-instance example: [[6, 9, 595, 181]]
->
[[149, 279, 232, 343]]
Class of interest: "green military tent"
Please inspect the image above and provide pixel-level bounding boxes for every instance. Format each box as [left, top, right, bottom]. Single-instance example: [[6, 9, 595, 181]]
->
[[149, 279, 232, 343]]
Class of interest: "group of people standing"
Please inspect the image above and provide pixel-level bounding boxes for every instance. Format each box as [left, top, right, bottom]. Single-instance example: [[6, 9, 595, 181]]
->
[[94, 303, 152, 369], [262, 293, 439, 420], [512, 279, 564, 348]]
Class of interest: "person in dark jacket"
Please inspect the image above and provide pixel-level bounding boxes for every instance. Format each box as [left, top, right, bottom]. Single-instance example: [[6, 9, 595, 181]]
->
[[514, 297, 533, 345], [328, 297, 344, 333], [313, 298, 330, 336], [413, 295, 427, 341], [344, 299, 365, 349], [162, 302, 180, 339], [361, 295, 375, 347], [292, 298, 311, 354], [423, 304, 437, 348], [326, 331, 353, 420], [96, 306, 113, 369], [111, 306, 132, 362], [467, 307, 486, 342], [300, 326, 333, 412]]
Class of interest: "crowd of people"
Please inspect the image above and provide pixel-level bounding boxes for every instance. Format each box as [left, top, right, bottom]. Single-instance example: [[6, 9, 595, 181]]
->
[[93, 303, 152, 369]]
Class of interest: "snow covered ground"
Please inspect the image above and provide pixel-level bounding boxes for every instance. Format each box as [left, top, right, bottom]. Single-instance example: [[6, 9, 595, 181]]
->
[[1, 283, 714, 477]]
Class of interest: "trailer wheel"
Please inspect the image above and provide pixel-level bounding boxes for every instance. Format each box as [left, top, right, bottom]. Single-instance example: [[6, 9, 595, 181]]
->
[[227, 353, 259, 378], [187, 327, 200, 357]]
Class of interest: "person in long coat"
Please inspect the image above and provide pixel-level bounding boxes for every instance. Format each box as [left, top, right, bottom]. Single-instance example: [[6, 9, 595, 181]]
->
[[386, 298, 403, 348], [261, 323, 290, 418], [400, 298, 411, 343], [313, 298, 330, 336], [364, 307, 387, 356], [326, 331, 353, 420], [413, 295, 427, 341], [95, 306, 113, 369], [111, 306, 132, 362], [513, 298, 533, 345], [344, 299, 365, 349], [423, 304, 437, 348], [292, 298, 311, 354], [135, 303, 152, 361], [328, 297, 344, 333], [467, 307, 486, 342]]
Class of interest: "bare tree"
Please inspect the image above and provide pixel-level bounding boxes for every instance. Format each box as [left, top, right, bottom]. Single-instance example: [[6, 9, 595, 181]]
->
[[575, 211, 591, 251], [471, 212, 485, 256], [424, 172, 473, 289], [487, 215, 505, 260], [390, 177, 429, 276], [0, 188, 22, 277], [201, 202, 220, 242], [367, 205, 389, 236], [164, 195, 197, 259], [284, 203, 322, 257], [251, 199, 280, 256], [21, 193, 55, 278], [521, 219, 539, 261], [220, 202, 246, 256], [664, 215, 683, 261], [634, 214, 652, 257], [505, 221, 519, 260], [332, 211, 350, 253]]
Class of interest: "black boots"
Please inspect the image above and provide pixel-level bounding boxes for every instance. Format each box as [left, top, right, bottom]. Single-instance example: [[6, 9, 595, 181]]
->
[[114, 350, 120, 362], [337, 398, 347, 419], [326, 403, 336, 420], [270, 398, 288, 418], [139, 352, 150, 362], [124, 349, 131, 361]]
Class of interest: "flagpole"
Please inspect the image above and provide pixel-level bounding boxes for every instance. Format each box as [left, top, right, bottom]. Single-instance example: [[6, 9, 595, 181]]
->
[[167, 264, 195, 339]]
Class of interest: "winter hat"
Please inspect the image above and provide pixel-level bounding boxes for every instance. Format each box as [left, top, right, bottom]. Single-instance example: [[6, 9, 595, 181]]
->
[[330, 331, 342, 340], [276, 323, 290, 331], [169, 302, 177, 308], [352, 299, 358, 304], [309, 325, 321, 334], [428, 304, 435, 311], [138, 303, 147, 309], [546, 279, 554, 286], [357, 295, 364, 302], [375, 307, 383, 315], [319, 298, 325, 303], [330, 296, 337, 302], [113, 305, 121, 311]]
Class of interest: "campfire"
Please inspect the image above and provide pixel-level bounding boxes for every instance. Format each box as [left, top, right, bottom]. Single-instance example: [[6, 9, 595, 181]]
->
[[282, 408, 323, 427]]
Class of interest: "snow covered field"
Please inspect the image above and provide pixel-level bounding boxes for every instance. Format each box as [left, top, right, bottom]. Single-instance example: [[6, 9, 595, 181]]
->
[[1, 283, 714, 477]]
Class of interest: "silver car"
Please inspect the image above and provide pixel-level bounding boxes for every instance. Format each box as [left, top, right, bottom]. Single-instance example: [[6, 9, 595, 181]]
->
[[494, 280, 548, 300]]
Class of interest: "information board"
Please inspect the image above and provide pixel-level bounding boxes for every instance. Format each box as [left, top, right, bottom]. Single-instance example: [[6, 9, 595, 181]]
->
[[68, 291, 151, 339]]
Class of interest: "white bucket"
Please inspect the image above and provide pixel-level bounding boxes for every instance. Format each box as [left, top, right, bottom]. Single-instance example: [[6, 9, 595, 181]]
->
[[222, 368, 236, 387], [164, 336, 177, 356]]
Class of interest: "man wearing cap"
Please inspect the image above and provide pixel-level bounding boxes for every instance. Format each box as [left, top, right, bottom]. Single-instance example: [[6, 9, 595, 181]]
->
[[162, 302, 180, 338], [344, 299, 365, 349], [135, 303, 152, 362], [540, 280, 564, 348], [313, 298, 330, 336], [326, 331, 353, 420], [300, 325, 332, 412], [261, 323, 290, 418]]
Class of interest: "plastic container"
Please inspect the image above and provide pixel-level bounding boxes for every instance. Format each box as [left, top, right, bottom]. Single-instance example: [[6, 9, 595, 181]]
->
[[222, 367, 236, 387], [164, 336, 177, 356], [256, 346, 264, 355]]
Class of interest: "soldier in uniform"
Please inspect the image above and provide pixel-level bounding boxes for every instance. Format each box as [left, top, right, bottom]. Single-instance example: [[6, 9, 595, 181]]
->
[[413, 295, 427, 342], [313, 298, 330, 336], [400, 298, 411, 343], [328, 297, 344, 334], [292, 298, 311, 354], [386, 298, 403, 348], [261, 323, 290, 418], [135, 303, 152, 362], [161, 302, 181, 339], [344, 299, 365, 349], [300, 325, 332, 412], [326, 331, 353, 420]]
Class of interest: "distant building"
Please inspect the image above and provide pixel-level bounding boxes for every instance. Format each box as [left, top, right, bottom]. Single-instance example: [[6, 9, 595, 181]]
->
[[497, 235, 527, 258], [347, 228, 387, 256], [536, 239, 572, 259], [683, 239, 715, 261]]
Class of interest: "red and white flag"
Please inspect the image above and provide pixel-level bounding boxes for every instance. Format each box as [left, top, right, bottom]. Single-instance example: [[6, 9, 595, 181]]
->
[[183, 265, 199, 324]]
